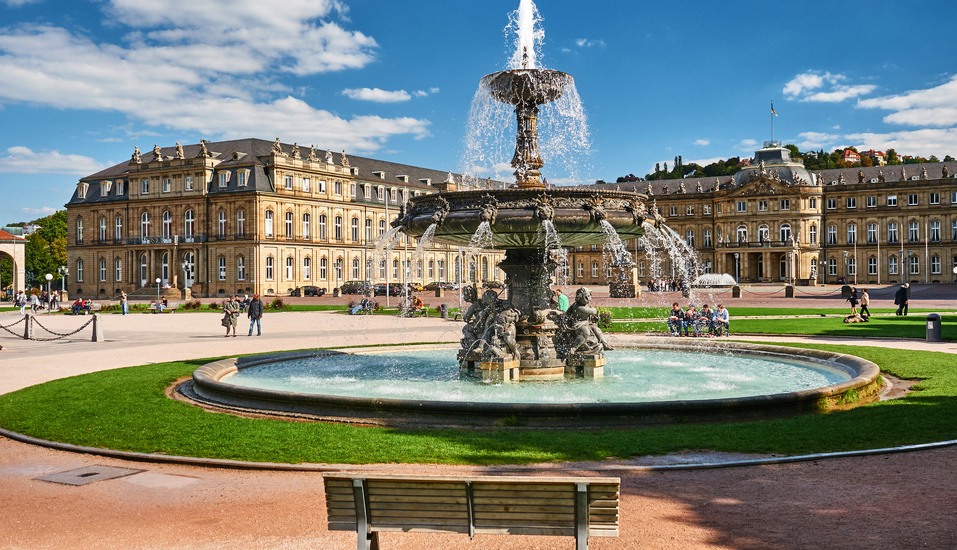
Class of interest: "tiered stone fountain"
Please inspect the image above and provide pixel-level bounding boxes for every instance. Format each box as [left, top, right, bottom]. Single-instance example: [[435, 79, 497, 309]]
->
[[395, 55, 661, 382]]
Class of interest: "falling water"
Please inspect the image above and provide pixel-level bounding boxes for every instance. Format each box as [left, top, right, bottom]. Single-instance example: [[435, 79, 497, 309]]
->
[[539, 220, 569, 284], [414, 223, 438, 262], [369, 226, 404, 275], [638, 222, 706, 304], [507, 0, 544, 70], [464, 221, 494, 284], [599, 220, 633, 265]]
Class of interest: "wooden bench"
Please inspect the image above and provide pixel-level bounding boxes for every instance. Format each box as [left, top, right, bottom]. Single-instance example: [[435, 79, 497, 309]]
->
[[148, 303, 178, 313], [323, 474, 619, 550]]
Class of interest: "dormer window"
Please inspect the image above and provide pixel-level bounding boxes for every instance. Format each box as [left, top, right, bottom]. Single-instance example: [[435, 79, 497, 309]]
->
[[396, 175, 409, 183], [390, 188, 397, 202], [237, 170, 249, 187], [100, 180, 112, 197], [364, 185, 371, 199], [351, 167, 359, 176], [78, 182, 89, 199], [419, 178, 431, 185], [373, 171, 386, 179], [232, 152, 247, 161], [219, 171, 231, 188], [116, 181, 125, 195]]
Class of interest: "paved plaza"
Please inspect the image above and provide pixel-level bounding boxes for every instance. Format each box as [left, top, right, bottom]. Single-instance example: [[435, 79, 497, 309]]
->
[[0, 285, 955, 549]]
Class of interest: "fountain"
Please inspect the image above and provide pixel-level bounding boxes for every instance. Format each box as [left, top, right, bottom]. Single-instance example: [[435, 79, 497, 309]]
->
[[183, 0, 883, 428]]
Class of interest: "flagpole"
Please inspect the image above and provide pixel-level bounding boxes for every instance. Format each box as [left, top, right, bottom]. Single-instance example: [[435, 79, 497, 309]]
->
[[771, 101, 774, 143]]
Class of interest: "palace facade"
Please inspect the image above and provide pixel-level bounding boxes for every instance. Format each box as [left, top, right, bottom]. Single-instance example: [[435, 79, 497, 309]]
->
[[569, 143, 957, 286], [65, 138, 504, 299]]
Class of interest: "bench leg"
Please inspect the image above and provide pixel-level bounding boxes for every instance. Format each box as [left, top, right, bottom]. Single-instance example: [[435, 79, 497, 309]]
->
[[576, 483, 589, 550]]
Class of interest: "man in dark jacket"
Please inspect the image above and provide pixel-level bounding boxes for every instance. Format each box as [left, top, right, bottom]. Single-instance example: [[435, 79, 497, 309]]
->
[[894, 283, 909, 316], [247, 294, 264, 336]]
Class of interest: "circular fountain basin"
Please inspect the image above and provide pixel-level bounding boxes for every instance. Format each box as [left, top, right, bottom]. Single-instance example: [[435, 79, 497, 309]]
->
[[187, 341, 881, 428], [481, 69, 573, 105], [400, 188, 653, 247]]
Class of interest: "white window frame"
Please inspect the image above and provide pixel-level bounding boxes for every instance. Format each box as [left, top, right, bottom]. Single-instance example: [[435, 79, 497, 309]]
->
[[889, 255, 899, 275], [218, 257, 226, 281], [162, 178, 171, 193], [737, 201, 746, 212], [908, 194, 918, 206], [115, 258, 122, 281], [237, 257, 245, 281], [264, 210, 274, 238], [303, 257, 311, 280], [185, 176, 193, 191], [866, 196, 877, 208], [758, 200, 767, 212], [286, 257, 294, 280], [887, 195, 898, 207], [780, 199, 790, 211]]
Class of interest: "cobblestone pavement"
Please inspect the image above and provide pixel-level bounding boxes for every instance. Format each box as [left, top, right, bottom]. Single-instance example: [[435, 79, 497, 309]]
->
[[1, 298, 955, 549]]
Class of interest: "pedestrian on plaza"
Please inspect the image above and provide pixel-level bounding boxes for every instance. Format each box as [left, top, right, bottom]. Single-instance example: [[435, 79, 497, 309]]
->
[[859, 288, 871, 318], [29, 292, 39, 314], [247, 294, 263, 336], [555, 289, 569, 312], [894, 283, 909, 316], [17, 291, 26, 315], [0, 343, 8, 351], [847, 287, 860, 315], [48, 292, 57, 311], [120, 291, 129, 315], [222, 295, 240, 337]]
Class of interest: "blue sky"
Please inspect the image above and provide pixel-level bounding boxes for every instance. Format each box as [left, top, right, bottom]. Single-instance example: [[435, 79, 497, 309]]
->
[[1, 0, 956, 224]]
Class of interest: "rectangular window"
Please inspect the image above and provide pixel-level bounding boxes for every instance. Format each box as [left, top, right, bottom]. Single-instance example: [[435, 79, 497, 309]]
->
[[888, 223, 898, 244], [932, 256, 941, 274], [99, 260, 106, 282], [736, 201, 746, 212], [218, 257, 226, 281], [116, 181, 124, 195], [848, 258, 856, 276], [303, 258, 311, 280], [162, 178, 170, 193], [237, 257, 245, 281], [908, 194, 918, 206], [953, 220, 957, 241], [867, 223, 877, 244], [185, 176, 193, 191], [887, 195, 897, 207], [929, 192, 940, 205], [141, 179, 149, 194], [302, 177, 310, 193], [845, 197, 856, 209], [847, 225, 857, 245], [826, 198, 836, 209], [888, 256, 898, 275], [703, 204, 711, 215], [716, 203, 722, 214], [219, 173, 227, 188], [319, 180, 326, 193], [930, 221, 940, 242], [284, 175, 293, 190], [669, 206, 677, 217], [867, 257, 877, 275], [952, 191, 957, 204], [237, 171, 246, 187], [685, 205, 694, 216], [320, 258, 327, 280], [266, 257, 274, 280], [286, 257, 293, 280], [910, 256, 920, 275], [335, 181, 342, 195], [828, 258, 837, 276], [779, 199, 790, 210], [866, 196, 877, 208], [591, 262, 598, 277], [827, 226, 837, 245], [809, 197, 817, 209], [909, 222, 919, 243], [758, 200, 767, 212]]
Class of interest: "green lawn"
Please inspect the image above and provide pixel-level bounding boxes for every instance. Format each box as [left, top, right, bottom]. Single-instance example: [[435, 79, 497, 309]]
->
[[601, 306, 947, 319], [0, 344, 955, 464], [609, 315, 956, 341]]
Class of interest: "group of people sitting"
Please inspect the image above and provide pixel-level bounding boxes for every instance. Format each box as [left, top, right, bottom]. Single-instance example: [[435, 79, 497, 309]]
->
[[666, 302, 730, 337], [70, 298, 93, 315]]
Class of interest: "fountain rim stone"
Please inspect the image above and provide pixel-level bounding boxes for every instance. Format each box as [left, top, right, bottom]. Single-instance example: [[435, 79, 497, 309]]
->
[[185, 340, 882, 429]]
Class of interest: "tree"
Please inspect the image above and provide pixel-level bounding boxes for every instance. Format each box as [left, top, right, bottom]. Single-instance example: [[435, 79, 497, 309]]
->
[[1, 255, 11, 295], [784, 144, 800, 158], [24, 232, 56, 287]]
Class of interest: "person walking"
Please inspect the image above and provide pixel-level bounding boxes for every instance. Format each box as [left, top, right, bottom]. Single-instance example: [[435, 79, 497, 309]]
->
[[18, 291, 26, 315], [120, 291, 129, 315], [894, 283, 909, 316], [222, 295, 240, 337], [29, 292, 39, 314], [860, 288, 871, 318], [247, 294, 263, 336], [847, 287, 860, 315]]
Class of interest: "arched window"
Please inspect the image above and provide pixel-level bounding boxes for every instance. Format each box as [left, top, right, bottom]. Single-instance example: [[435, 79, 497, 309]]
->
[[285, 212, 294, 239], [351, 217, 359, 242], [264, 210, 274, 238], [162, 211, 172, 239], [334, 216, 342, 240], [218, 211, 227, 238], [319, 214, 327, 239], [236, 209, 245, 237], [286, 256, 294, 280], [218, 257, 226, 280], [303, 257, 311, 280], [99, 218, 107, 241], [736, 225, 747, 243], [140, 212, 150, 239], [184, 209, 195, 238], [303, 213, 311, 239], [780, 223, 792, 242], [757, 224, 769, 242], [114, 216, 123, 241], [76, 217, 84, 244], [352, 258, 360, 279], [114, 258, 122, 282]]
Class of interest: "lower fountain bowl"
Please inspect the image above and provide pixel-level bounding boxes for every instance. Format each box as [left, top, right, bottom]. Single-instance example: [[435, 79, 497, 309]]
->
[[184, 340, 882, 429]]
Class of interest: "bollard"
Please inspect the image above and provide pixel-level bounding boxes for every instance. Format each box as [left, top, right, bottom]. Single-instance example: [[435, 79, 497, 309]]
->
[[436, 287, 444, 298], [785, 285, 794, 298], [841, 285, 851, 299], [23, 312, 34, 340], [732, 285, 741, 298], [440, 303, 449, 319], [333, 288, 341, 297], [92, 313, 105, 342], [926, 313, 942, 342]]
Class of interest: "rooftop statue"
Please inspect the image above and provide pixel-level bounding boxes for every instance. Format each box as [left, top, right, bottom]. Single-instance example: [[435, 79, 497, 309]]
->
[[130, 146, 141, 164], [878, 168, 886, 182], [152, 144, 162, 161], [175, 142, 185, 160], [197, 139, 211, 158], [291, 143, 301, 159], [943, 165, 950, 178], [271, 138, 284, 156], [858, 169, 865, 183], [308, 145, 317, 162], [326, 149, 333, 164], [341, 150, 350, 167]]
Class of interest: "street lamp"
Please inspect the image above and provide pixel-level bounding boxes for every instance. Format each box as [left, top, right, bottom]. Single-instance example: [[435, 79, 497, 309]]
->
[[733, 252, 740, 285], [44, 273, 52, 311], [155, 277, 161, 303], [180, 261, 188, 290], [842, 250, 848, 283], [58, 266, 68, 293], [787, 251, 792, 286]]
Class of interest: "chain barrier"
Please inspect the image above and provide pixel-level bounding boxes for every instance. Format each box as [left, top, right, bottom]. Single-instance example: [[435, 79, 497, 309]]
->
[[0, 316, 26, 337], [741, 287, 786, 295], [0, 315, 96, 341]]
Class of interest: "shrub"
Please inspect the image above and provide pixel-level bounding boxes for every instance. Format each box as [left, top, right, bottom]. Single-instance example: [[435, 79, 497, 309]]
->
[[596, 308, 613, 330], [208, 301, 220, 310], [268, 298, 290, 311]]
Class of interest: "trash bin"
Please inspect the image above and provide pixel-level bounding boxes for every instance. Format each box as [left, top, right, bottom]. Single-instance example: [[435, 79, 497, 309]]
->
[[440, 303, 448, 319], [926, 313, 941, 342], [333, 288, 341, 297]]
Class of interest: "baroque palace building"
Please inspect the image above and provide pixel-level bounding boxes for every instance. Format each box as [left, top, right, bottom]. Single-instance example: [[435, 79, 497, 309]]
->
[[569, 142, 957, 286], [65, 138, 504, 299]]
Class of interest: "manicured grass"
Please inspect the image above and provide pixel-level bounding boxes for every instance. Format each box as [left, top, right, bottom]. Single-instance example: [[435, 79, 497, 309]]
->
[[601, 306, 946, 319], [1, 344, 956, 464], [609, 315, 956, 341]]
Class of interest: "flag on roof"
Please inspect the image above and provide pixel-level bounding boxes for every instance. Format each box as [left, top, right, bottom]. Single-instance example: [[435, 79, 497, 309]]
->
[[771, 101, 778, 116]]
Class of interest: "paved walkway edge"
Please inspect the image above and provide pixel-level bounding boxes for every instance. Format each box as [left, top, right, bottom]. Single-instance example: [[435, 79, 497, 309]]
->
[[3, 426, 956, 473]]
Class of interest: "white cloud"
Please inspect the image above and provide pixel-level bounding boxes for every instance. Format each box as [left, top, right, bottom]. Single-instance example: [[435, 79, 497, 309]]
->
[[739, 139, 758, 150], [857, 74, 957, 127], [843, 128, 957, 158], [796, 132, 841, 149], [0, 146, 107, 175], [694, 139, 710, 146], [0, 2, 431, 153], [429, 87, 439, 94], [414, 90, 428, 97], [832, 125, 841, 130], [2, 0, 40, 6], [783, 71, 872, 103], [96, 137, 125, 143], [21, 206, 57, 216], [342, 87, 411, 103], [574, 38, 605, 48]]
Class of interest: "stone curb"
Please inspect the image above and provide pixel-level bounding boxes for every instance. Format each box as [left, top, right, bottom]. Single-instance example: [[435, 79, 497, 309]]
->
[[3, 426, 955, 473]]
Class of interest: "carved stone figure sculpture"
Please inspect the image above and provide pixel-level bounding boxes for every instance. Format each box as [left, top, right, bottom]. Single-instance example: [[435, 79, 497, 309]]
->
[[131, 146, 141, 164], [308, 145, 317, 162], [559, 287, 613, 356], [271, 138, 284, 156], [152, 144, 162, 161], [943, 165, 950, 179], [341, 150, 350, 167], [175, 142, 185, 159], [326, 149, 334, 164], [291, 143, 301, 159], [484, 307, 521, 361], [858, 169, 865, 184]]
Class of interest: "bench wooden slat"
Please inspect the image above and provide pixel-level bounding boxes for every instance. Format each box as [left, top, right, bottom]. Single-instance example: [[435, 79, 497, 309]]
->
[[473, 489, 574, 499], [473, 482, 574, 492], [365, 502, 468, 512], [368, 487, 464, 497], [371, 510, 469, 520], [367, 481, 467, 490], [474, 512, 576, 521], [368, 495, 468, 504], [474, 504, 577, 513]]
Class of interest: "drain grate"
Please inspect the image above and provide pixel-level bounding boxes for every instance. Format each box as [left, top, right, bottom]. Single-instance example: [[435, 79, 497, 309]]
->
[[35, 465, 145, 486]]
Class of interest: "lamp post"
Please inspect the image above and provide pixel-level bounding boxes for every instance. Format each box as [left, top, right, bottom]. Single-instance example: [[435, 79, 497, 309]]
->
[[155, 277, 161, 303], [787, 251, 792, 286], [44, 273, 52, 311], [58, 266, 67, 293], [733, 252, 740, 285], [842, 250, 848, 283], [907, 250, 913, 283]]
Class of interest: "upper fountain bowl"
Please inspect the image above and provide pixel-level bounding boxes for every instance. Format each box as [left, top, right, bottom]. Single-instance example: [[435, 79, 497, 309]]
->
[[481, 69, 572, 106]]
